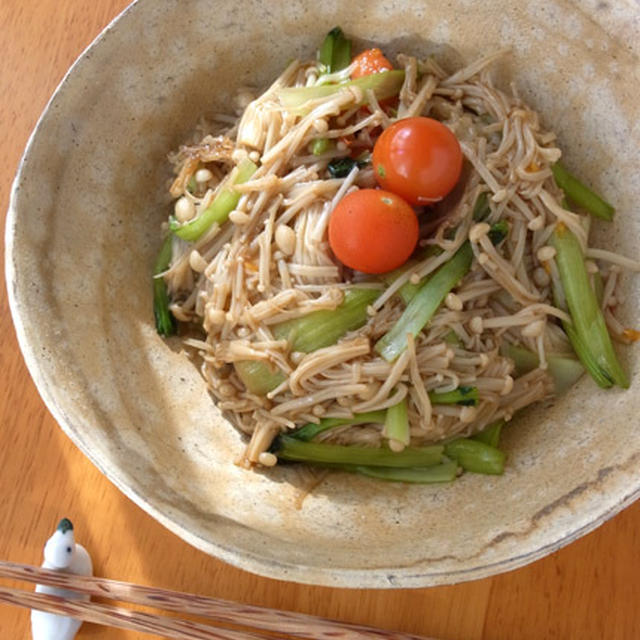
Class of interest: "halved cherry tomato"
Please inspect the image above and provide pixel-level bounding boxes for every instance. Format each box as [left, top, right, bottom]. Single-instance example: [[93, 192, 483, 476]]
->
[[372, 117, 463, 205], [328, 189, 418, 274], [351, 48, 393, 79]]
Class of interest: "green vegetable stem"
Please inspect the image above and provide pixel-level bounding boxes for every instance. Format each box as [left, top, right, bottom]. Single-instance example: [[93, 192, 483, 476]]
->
[[551, 222, 628, 388], [552, 162, 614, 221], [375, 242, 473, 361], [444, 438, 505, 475], [501, 343, 584, 395], [153, 235, 176, 336], [277, 70, 405, 114], [349, 460, 458, 484], [429, 386, 479, 406], [271, 435, 444, 467], [290, 411, 387, 442], [318, 27, 352, 74], [471, 420, 504, 448], [170, 159, 257, 241], [383, 398, 410, 447], [311, 138, 332, 155], [235, 288, 379, 395], [472, 191, 491, 221]]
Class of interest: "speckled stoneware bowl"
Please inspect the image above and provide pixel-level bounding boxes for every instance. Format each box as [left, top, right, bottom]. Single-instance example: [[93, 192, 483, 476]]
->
[[6, 0, 640, 587]]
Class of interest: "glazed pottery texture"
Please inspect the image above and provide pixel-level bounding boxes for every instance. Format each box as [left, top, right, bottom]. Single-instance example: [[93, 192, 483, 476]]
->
[[6, 0, 640, 587]]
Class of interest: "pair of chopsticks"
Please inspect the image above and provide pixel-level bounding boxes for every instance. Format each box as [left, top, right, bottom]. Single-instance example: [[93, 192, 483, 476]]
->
[[0, 561, 433, 640]]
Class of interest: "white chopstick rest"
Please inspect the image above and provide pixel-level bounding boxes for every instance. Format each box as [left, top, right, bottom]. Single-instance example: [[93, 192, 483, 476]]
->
[[31, 518, 93, 640]]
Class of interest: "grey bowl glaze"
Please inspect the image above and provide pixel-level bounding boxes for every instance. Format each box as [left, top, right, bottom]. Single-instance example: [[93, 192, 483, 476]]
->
[[6, 0, 640, 587]]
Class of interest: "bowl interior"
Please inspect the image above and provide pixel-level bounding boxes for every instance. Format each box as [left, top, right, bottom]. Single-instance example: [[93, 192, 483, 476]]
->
[[6, 0, 640, 587]]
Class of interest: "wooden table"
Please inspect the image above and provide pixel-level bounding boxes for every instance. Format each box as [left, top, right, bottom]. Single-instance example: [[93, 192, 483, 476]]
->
[[1, 2, 639, 638]]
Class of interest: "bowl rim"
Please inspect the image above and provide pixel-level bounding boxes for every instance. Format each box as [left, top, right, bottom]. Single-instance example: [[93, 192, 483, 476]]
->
[[5, 0, 640, 588]]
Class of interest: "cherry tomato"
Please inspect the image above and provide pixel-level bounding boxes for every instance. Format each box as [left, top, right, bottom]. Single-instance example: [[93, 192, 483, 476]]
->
[[372, 117, 463, 205], [351, 48, 393, 79], [328, 189, 418, 274]]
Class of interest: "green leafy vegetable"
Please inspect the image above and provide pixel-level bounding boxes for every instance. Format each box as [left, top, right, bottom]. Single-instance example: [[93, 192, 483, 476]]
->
[[551, 223, 628, 388], [443, 330, 463, 347], [277, 70, 405, 114], [327, 155, 369, 178], [272, 287, 378, 353], [271, 435, 443, 467], [546, 355, 587, 395], [170, 159, 257, 241], [552, 162, 614, 221], [311, 138, 332, 155], [501, 343, 584, 395], [153, 235, 176, 336], [383, 398, 409, 446], [471, 420, 504, 448], [592, 269, 604, 306], [318, 27, 352, 74], [290, 411, 387, 442], [444, 438, 505, 475], [349, 460, 458, 484], [559, 323, 615, 389], [235, 288, 379, 395], [472, 192, 491, 221], [429, 386, 479, 406], [375, 242, 473, 361], [233, 361, 287, 397], [379, 247, 443, 306], [488, 220, 509, 245], [501, 343, 540, 376]]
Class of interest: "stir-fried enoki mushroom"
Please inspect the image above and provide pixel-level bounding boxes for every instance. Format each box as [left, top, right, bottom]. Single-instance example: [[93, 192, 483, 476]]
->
[[158, 47, 633, 469]]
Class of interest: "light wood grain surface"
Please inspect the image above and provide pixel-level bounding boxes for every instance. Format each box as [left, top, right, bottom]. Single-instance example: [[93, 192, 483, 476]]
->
[[1, 2, 639, 639]]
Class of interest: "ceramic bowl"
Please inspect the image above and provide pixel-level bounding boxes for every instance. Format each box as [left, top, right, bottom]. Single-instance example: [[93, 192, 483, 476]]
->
[[6, 0, 640, 587]]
